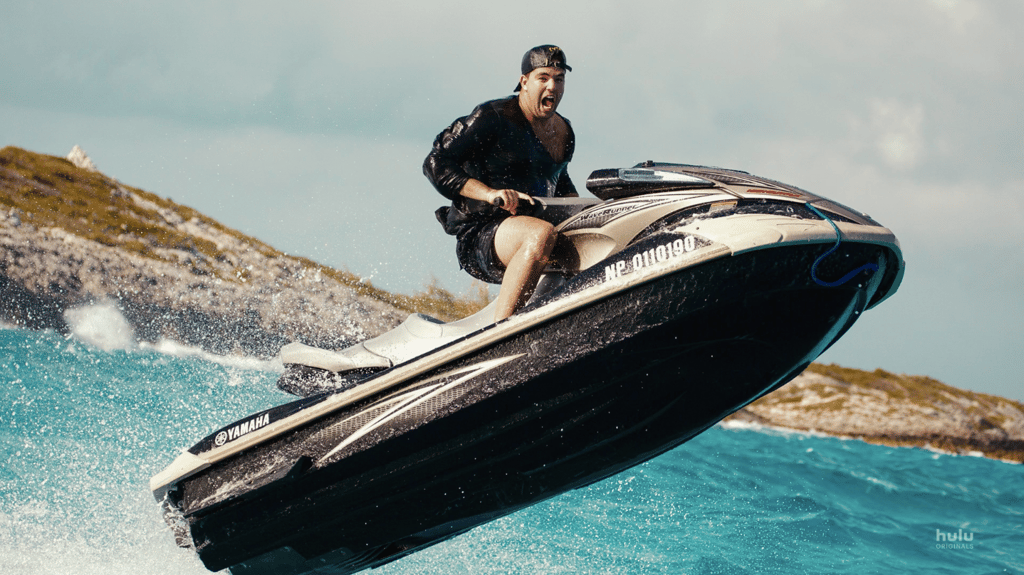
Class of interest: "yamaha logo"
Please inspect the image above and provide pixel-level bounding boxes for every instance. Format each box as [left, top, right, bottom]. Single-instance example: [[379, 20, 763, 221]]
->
[[212, 413, 272, 448]]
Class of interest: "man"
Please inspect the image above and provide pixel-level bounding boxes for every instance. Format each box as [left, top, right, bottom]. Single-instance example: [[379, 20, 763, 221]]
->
[[424, 45, 577, 322]]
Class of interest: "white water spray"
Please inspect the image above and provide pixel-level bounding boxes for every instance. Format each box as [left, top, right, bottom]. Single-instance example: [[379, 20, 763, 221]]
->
[[63, 302, 137, 351]]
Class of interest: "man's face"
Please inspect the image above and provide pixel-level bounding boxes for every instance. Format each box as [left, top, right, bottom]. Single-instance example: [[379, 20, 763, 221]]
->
[[519, 66, 566, 119]]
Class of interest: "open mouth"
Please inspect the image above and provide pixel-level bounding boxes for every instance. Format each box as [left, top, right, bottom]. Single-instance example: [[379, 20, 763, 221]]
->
[[541, 95, 556, 109]]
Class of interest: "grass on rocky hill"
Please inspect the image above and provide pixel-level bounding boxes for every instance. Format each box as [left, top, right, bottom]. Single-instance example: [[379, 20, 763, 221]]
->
[[0, 145, 272, 266], [0, 146, 489, 321], [805, 363, 1024, 414]]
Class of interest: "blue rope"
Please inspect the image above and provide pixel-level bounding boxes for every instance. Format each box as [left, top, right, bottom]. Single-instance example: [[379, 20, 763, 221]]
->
[[806, 204, 878, 287]]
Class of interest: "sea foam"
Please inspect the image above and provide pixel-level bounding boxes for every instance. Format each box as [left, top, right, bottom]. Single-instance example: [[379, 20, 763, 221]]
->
[[62, 301, 281, 372], [64, 301, 137, 351]]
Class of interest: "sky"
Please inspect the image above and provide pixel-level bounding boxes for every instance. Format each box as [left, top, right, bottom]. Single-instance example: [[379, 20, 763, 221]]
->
[[1, 0, 1021, 401]]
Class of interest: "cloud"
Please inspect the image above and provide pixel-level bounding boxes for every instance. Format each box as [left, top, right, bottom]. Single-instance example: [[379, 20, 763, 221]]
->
[[865, 99, 926, 171]]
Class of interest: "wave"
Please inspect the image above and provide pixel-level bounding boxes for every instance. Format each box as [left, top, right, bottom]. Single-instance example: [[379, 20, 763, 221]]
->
[[139, 338, 282, 373], [63, 300, 136, 352], [718, 418, 1015, 466], [61, 301, 282, 373]]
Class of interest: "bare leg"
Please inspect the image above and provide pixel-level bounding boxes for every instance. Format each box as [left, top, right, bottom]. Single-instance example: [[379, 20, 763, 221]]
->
[[492, 216, 556, 322]]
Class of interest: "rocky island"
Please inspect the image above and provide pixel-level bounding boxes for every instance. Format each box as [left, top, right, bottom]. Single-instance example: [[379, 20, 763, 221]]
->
[[0, 145, 485, 357], [728, 364, 1024, 463], [2, 145, 1020, 463]]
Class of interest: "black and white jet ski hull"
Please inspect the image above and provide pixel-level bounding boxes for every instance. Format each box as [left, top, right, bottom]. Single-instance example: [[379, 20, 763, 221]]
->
[[151, 163, 903, 575]]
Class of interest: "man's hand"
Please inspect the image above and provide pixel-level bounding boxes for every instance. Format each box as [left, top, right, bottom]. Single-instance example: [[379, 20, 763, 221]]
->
[[488, 188, 535, 215], [460, 179, 534, 215]]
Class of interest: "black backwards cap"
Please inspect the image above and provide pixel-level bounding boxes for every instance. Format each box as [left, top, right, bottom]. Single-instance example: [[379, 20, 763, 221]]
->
[[514, 45, 571, 92]]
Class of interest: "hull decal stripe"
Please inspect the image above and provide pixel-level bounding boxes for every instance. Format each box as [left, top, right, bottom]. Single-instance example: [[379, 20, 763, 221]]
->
[[316, 354, 523, 464]]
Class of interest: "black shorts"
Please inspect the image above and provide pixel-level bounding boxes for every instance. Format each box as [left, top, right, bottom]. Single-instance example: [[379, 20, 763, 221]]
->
[[455, 217, 507, 284]]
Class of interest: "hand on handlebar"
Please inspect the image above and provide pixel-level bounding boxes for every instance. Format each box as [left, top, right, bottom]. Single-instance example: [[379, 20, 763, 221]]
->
[[489, 189, 534, 215]]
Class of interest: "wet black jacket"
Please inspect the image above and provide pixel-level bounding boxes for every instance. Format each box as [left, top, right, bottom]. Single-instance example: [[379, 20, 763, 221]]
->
[[423, 96, 576, 234]]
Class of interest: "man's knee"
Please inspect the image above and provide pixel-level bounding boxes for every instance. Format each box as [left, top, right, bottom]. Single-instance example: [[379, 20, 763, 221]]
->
[[531, 220, 556, 244], [523, 221, 556, 260]]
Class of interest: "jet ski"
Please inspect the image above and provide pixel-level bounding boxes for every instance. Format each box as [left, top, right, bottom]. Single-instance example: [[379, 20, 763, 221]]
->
[[151, 162, 904, 575]]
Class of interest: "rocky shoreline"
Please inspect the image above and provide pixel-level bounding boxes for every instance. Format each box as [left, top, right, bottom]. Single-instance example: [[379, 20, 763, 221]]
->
[[3, 145, 1020, 463], [1, 145, 410, 357], [727, 364, 1024, 463]]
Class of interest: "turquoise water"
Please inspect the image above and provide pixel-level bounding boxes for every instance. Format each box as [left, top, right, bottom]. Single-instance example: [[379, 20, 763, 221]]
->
[[1, 321, 1021, 574]]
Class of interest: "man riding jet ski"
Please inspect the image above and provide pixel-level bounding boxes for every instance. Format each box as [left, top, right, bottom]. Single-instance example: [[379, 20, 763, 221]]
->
[[425, 44, 578, 323]]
